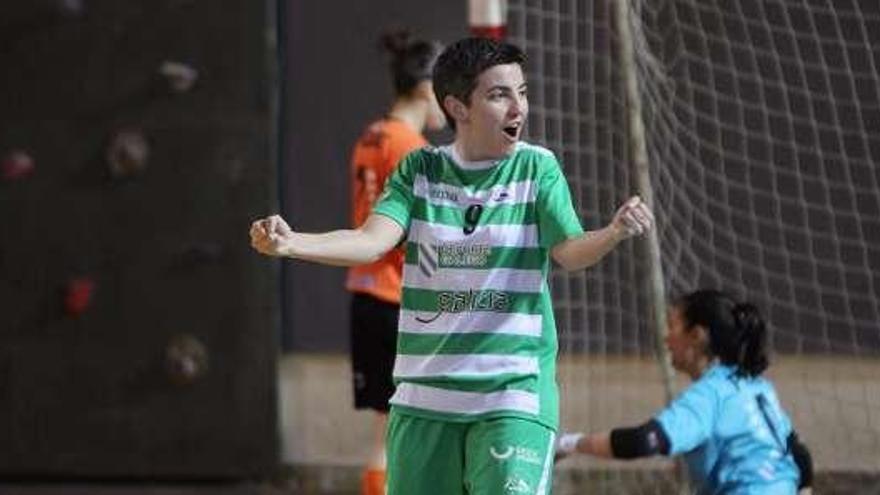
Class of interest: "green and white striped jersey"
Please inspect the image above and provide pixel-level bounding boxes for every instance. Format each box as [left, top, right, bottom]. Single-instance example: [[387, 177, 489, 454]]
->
[[373, 142, 584, 429]]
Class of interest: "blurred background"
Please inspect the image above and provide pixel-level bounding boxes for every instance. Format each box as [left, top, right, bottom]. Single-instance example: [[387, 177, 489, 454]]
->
[[2, 0, 879, 494]]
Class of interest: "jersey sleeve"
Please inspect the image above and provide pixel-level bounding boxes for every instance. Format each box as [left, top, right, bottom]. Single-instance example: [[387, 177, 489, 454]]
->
[[535, 157, 584, 247], [372, 150, 418, 232], [654, 379, 718, 455]]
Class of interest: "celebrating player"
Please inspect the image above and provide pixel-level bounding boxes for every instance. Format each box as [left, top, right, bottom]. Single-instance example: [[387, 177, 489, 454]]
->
[[556, 289, 813, 494], [251, 37, 653, 495]]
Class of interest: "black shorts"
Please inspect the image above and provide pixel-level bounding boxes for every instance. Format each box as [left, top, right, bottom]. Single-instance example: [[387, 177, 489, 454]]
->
[[350, 292, 399, 412]]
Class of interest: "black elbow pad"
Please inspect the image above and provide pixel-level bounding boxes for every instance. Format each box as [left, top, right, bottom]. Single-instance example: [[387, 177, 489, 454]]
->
[[610, 419, 670, 459], [788, 431, 813, 489]]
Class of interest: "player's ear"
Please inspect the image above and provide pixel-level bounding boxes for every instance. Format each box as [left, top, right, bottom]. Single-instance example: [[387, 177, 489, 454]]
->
[[443, 95, 469, 123], [690, 324, 710, 352]]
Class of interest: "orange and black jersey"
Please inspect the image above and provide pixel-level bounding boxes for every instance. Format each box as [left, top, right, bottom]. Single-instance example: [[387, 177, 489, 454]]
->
[[346, 118, 426, 304]]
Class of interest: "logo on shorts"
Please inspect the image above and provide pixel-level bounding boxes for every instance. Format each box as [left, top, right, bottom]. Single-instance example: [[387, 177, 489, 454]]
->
[[514, 447, 543, 466], [504, 476, 531, 494], [489, 444, 544, 466], [489, 446, 514, 460], [353, 372, 366, 391]]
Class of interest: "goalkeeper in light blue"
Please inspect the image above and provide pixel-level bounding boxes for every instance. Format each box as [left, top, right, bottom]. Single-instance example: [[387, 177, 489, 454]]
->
[[557, 289, 813, 495]]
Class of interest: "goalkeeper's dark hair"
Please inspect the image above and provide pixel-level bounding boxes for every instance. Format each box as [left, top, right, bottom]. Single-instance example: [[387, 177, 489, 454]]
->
[[675, 289, 769, 377], [379, 30, 443, 97], [432, 37, 526, 130]]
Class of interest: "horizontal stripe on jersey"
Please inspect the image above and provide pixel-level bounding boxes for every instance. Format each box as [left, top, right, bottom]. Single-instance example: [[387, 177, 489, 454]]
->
[[398, 308, 543, 337], [409, 219, 539, 248], [403, 266, 544, 293], [397, 332, 539, 355], [413, 174, 538, 208], [393, 354, 538, 378], [391, 382, 539, 416]]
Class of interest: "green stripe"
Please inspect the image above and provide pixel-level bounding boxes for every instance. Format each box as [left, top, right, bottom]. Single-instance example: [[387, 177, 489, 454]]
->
[[402, 288, 543, 314], [405, 244, 546, 270], [398, 332, 539, 356]]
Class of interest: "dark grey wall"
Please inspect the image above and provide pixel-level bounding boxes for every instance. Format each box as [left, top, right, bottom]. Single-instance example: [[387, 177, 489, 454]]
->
[[0, 0, 278, 478], [282, 1, 466, 351]]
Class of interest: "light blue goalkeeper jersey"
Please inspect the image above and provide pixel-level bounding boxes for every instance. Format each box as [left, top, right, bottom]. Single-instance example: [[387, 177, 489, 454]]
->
[[656, 363, 801, 494], [373, 142, 584, 430]]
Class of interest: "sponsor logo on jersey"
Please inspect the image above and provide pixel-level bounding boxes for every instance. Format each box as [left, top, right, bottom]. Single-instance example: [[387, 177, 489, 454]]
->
[[494, 189, 511, 202], [414, 289, 510, 323], [437, 290, 509, 313], [417, 242, 492, 279], [437, 243, 491, 268], [418, 243, 439, 278], [428, 185, 459, 203]]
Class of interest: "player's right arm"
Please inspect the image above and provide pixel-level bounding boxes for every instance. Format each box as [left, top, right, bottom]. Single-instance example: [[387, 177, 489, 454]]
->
[[249, 213, 404, 267]]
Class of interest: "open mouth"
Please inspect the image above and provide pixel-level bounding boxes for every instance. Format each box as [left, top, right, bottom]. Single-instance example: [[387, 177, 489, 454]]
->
[[502, 123, 520, 140]]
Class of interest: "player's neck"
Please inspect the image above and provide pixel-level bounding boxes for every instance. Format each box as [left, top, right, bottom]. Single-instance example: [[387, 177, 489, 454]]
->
[[452, 134, 512, 162], [686, 356, 713, 381], [388, 98, 427, 133]]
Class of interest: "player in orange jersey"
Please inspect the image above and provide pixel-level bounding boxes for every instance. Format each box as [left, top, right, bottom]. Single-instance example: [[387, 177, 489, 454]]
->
[[344, 30, 446, 495]]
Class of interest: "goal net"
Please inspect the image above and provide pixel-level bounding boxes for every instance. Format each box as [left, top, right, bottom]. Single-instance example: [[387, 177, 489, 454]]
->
[[506, 0, 880, 491]]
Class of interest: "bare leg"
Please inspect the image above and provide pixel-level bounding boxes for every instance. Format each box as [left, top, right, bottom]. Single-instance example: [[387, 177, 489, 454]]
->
[[362, 412, 388, 495], [368, 412, 388, 469]]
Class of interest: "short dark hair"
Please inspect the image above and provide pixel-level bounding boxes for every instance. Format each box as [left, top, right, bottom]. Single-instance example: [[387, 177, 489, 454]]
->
[[379, 30, 443, 97], [432, 37, 526, 130], [675, 289, 770, 377]]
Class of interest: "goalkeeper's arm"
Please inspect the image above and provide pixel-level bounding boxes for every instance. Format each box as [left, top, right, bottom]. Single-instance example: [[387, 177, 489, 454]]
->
[[559, 424, 815, 494], [556, 420, 670, 460]]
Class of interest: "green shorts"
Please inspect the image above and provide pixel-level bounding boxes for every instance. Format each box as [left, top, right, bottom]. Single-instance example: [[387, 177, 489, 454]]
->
[[386, 410, 556, 495]]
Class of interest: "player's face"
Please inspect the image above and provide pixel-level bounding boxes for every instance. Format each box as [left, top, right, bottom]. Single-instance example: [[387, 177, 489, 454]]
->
[[459, 63, 528, 159], [665, 305, 705, 377]]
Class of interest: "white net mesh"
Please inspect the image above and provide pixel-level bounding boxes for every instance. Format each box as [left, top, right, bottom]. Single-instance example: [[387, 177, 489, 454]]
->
[[507, 0, 880, 492]]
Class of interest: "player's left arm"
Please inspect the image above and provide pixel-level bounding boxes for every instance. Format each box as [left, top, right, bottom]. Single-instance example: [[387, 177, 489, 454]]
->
[[551, 196, 654, 271]]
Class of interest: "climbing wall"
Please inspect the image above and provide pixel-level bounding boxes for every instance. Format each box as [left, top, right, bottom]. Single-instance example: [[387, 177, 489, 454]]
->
[[0, 0, 278, 478]]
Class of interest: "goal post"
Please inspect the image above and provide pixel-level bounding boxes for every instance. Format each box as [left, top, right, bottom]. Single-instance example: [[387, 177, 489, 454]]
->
[[611, 0, 677, 405]]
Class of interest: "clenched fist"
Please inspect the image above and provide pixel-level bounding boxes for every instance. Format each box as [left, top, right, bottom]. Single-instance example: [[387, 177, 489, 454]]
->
[[611, 196, 654, 239]]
